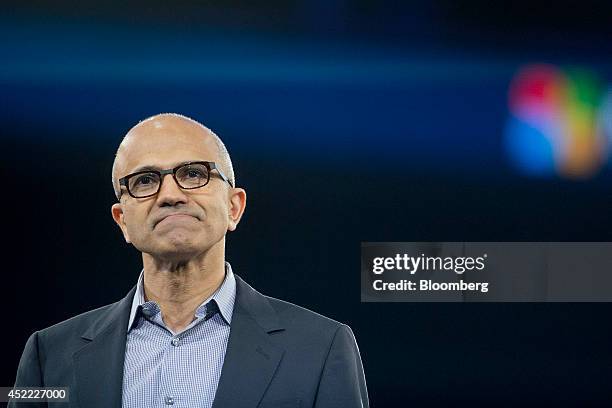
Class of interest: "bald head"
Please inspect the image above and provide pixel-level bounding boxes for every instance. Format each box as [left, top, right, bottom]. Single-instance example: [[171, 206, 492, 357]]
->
[[111, 113, 235, 199]]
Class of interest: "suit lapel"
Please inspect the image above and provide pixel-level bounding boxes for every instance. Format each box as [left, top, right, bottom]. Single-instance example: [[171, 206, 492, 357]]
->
[[212, 276, 285, 408], [70, 275, 284, 408], [73, 286, 135, 408]]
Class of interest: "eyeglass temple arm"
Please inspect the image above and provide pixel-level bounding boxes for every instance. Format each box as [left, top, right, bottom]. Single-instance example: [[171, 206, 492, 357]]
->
[[210, 163, 234, 187]]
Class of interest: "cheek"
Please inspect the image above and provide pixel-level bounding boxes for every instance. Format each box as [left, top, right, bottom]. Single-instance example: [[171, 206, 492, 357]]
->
[[123, 208, 150, 240], [202, 203, 230, 233]]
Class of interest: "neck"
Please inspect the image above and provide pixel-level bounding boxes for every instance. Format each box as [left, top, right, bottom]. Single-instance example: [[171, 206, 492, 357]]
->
[[141, 242, 226, 333]]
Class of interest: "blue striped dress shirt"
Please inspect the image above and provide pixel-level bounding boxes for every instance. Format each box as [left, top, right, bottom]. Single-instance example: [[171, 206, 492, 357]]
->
[[122, 263, 236, 408]]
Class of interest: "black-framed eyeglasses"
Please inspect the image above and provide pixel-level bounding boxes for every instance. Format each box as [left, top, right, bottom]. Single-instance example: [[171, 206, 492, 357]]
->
[[118, 161, 233, 199]]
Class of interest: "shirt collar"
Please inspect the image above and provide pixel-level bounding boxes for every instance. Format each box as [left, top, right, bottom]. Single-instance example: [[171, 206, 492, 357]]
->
[[127, 261, 236, 332]]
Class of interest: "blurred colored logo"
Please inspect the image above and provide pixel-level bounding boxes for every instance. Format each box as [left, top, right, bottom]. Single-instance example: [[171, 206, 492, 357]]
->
[[504, 64, 611, 179]]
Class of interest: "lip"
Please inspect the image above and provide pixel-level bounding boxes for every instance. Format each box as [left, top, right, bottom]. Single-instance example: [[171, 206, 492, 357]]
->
[[154, 213, 198, 227]]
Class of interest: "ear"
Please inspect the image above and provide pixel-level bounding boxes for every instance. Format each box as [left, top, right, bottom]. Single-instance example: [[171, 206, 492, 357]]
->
[[227, 188, 247, 232], [111, 203, 132, 243]]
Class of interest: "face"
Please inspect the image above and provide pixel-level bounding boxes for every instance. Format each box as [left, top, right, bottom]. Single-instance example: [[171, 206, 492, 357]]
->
[[111, 117, 246, 262]]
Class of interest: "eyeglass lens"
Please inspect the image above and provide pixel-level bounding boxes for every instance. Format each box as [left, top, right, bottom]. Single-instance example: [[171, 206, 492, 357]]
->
[[128, 163, 210, 197]]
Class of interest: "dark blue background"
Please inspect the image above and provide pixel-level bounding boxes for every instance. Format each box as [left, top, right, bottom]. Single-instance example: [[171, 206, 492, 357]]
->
[[3, 1, 612, 406]]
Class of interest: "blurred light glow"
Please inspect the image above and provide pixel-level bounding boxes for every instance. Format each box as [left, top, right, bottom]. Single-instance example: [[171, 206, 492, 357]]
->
[[504, 64, 608, 179]]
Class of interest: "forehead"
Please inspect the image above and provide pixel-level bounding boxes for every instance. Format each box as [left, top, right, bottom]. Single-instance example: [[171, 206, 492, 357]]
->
[[119, 118, 219, 173]]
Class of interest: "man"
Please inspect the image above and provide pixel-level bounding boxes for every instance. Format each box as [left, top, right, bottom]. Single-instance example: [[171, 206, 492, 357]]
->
[[11, 113, 369, 408]]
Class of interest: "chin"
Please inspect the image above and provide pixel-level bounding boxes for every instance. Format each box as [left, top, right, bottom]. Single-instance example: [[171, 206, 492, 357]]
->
[[139, 232, 221, 261], [157, 229, 199, 248], [154, 247, 202, 263]]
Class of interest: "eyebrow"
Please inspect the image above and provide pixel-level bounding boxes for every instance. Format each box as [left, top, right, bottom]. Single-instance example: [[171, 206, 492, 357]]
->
[[129, 161, 205, 174], [129, 165, 161, 174]]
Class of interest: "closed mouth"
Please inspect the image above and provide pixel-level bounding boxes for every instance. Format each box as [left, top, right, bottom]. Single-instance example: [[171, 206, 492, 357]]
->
[[155, 213, 198, 227]]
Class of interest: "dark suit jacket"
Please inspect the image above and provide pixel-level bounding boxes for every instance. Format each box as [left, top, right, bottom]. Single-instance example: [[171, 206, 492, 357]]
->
[[11, 275, 369, 408]]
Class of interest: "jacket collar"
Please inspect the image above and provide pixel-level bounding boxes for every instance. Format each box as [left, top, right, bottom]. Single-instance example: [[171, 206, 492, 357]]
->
[[127, 262, 237, 332], [74, 274, 285, 408]]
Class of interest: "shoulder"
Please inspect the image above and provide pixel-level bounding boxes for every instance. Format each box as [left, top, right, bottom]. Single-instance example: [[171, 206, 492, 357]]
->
[[248, 292, 364, 382], [264, 294, 344, 332], [262, 294, 358, 352], [31, 283, 135, 353], [235, 274, 345, 336], [36, 301, 119, 344], [15, 300, 122, 371]]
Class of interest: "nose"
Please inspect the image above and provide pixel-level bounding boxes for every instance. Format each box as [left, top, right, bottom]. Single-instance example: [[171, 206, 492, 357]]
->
[[156, 174, 188, 207]]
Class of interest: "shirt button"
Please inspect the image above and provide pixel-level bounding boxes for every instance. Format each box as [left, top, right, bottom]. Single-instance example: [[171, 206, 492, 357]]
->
[[165, 396, 174, 405], [171, 337, 180, 346]]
